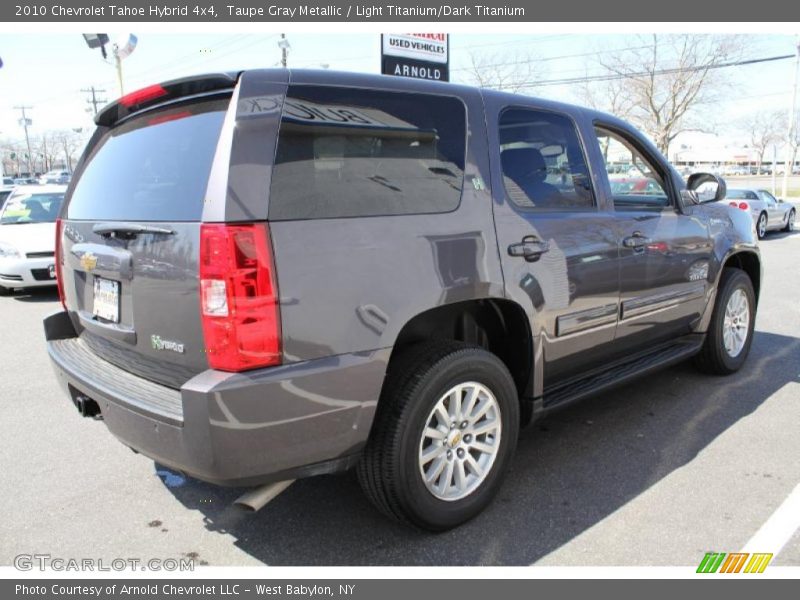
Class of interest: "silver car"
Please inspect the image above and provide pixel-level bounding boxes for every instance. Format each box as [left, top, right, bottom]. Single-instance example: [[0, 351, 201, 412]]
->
[[726, 188, 796, 239]]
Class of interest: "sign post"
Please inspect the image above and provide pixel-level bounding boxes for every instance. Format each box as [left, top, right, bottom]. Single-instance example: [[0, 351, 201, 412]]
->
[[381, 33, 449, 82]]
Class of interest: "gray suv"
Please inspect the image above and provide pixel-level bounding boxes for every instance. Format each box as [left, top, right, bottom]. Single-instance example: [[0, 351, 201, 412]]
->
[[45, 69, 760, 531]]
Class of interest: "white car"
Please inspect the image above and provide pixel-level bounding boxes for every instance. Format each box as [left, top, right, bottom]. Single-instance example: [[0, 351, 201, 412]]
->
[[0, 185, 66, 295], [0, 185, 13, 210], [39, 170, 72, 185], [726, 188, 796, 239]]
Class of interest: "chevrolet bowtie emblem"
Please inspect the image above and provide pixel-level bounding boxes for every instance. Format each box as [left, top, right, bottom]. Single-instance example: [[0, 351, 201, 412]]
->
[[80, 252, 98, 272]]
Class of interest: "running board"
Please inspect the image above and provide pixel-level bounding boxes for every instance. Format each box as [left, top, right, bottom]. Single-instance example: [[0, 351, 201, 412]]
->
[[541, 337, 704, 411]]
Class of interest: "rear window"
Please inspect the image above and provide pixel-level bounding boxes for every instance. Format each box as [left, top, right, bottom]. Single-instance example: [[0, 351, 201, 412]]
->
[[67, 98, 229, 222], [726, 189, 758, 200], [269, 85, 466, 220]]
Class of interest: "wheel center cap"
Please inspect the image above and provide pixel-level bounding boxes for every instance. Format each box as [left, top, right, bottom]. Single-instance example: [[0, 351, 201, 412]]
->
[[446, 430, 463, 448]]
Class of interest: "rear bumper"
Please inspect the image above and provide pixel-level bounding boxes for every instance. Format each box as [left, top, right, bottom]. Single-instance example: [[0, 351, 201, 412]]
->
[[44, 311, 389, 486]]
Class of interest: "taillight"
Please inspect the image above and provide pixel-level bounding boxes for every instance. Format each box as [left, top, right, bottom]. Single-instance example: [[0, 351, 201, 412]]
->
[[199, 223, 281, 372], [55, 218, 66, 310], [728, 201, 749, 210]]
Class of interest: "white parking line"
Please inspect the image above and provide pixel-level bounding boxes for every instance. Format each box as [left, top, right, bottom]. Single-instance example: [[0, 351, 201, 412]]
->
[[741, 482, 800, 556]]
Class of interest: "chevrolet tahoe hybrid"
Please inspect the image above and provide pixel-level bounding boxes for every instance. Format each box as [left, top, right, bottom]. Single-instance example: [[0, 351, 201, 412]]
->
[[45, 69, 760, 531]]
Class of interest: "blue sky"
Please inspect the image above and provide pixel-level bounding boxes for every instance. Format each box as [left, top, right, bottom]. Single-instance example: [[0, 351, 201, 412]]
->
[[0, 33, 797, 150]]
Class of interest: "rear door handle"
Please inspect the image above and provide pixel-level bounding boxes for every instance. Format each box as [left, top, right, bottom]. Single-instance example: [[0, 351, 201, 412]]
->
[[622, 233, 651, 249], [508, 236, 550, 262]]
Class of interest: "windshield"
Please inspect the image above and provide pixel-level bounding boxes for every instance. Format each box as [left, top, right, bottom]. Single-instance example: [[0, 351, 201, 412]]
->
[[0, 193, 64, 224]]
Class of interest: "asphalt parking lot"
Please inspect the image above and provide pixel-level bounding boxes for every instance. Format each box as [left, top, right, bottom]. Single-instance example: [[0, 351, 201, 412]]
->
[[1, 229, 799, 567]]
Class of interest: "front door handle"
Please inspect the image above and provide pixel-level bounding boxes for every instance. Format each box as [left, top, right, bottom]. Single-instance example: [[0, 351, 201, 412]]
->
[[508, 236, 550, 262], [622, 232, 651, 249]]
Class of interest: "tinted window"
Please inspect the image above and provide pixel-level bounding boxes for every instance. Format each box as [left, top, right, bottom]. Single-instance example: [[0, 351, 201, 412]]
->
[[67, 98, 229, 221], [269, 86, 466, 220], [499, 108, 594, 210], [727, 189, 758, 200], [594, 127, 670, 208]]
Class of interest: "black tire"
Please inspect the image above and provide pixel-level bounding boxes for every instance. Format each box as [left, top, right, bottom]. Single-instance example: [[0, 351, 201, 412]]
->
[[357, 340, 519, 531], [784, 209, 796, 232], [756, 212, 768, 239], [0, 285, 12, 296], [693, 268, 756, 375]]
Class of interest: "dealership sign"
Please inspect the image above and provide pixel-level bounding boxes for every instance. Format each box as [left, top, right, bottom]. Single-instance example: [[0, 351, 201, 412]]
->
[[381, 33, 449, 82]]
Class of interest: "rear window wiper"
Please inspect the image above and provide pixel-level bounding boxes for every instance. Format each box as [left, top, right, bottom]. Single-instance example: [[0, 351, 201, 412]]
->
[[93, 222, 175, 239]]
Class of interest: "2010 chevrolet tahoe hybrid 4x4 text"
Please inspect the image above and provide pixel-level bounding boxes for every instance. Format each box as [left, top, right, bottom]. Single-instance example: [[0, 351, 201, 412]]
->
[[44, 69, 760, 531]]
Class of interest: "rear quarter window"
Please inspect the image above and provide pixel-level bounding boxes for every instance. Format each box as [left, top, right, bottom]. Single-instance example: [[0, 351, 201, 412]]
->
[[268, 85, 467, 220], [66, 98, 229, 222]]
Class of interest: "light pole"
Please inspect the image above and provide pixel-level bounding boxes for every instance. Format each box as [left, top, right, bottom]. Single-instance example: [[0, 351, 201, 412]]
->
[[82, 33, 137, 97], [278, 34, 290, 68], [14, 105, 33, 176], [782, 37, 800, 199], [112, 34, 137, 96]]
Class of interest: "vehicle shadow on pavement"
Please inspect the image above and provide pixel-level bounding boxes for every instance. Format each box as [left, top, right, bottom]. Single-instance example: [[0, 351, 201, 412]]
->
[[763, 229, 798, 241], [10, 288, 60, 303], [156, 330, 800, 565]]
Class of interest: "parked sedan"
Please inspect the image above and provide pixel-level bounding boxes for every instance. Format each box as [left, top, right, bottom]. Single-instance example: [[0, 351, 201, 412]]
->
[[0, 185, 66, 295], [726, 188, 796, 239], [39, 170, 72, 185]]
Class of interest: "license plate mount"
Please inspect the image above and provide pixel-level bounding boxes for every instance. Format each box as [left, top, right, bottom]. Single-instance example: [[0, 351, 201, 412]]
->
[[92, 276, 120, 323]]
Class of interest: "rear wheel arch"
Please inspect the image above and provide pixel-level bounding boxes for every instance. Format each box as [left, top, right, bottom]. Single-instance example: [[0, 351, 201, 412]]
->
[[388, 298, 533, 400]]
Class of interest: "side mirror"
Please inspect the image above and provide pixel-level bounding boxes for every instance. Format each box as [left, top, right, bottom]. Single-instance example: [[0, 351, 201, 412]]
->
[[684, 172, 727, 205]]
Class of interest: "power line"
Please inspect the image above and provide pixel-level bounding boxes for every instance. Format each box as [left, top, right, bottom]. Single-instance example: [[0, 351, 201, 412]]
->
[[511, 53, 795, 89], [450, 44, 656, 73]]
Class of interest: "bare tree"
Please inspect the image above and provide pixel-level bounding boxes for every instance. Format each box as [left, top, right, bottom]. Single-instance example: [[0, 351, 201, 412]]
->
[[463, 49, 542, 94], [32, 131, 59, 173], [583, 35, 743, 155], [54, 129, 84, 171], [742, 110, 783, 173], [0, 138, 25, 177], [776, 110, 800, 176]]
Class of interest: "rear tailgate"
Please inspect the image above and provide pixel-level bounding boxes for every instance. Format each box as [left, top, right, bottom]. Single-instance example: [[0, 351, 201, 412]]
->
[[60, 92, 233, 389]]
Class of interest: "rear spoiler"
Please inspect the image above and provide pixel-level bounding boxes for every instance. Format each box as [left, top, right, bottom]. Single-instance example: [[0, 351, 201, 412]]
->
[[95, 72, 240, 127]]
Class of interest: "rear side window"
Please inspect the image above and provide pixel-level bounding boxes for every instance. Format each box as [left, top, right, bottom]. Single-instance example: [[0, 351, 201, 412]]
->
[[499, 108, 595, 210], [269, 85, 466, 220], [67, 98, 229, 222]]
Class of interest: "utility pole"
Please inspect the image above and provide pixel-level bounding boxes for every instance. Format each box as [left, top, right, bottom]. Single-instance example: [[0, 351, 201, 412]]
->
[[782, 37, 800, 199], [772, 144, 778, 195], [13, 105, 33, 176], [81, 86, 107, 115]]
